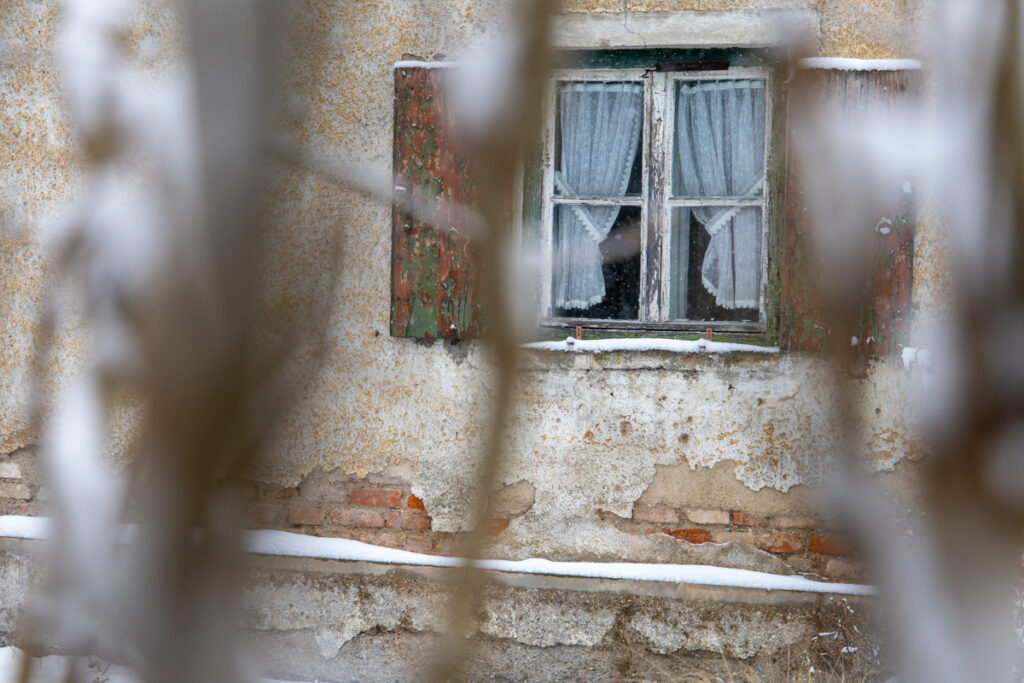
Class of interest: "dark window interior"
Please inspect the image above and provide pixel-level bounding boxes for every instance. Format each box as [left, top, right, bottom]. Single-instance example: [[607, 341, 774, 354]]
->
[[553, 205, 642, 320], [684, 212, 758, 322]]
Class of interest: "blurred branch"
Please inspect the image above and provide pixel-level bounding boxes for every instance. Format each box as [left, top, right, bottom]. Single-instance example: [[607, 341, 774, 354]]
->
[[428, 2, 552, 681]]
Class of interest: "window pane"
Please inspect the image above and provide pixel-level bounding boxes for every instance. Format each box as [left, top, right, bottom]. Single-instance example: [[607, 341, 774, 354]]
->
[[672, 79, 766, 199], [552, 204, 641, 320], [554, 81, 644, 198], [668, 206, 761, 321]]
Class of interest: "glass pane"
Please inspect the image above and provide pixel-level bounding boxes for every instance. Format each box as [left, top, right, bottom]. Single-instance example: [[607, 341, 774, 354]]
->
[[551, 204, 641, 320], [672, 78, 766, 199], [554, 81, 644, 198], [668, 206, 762, 321]]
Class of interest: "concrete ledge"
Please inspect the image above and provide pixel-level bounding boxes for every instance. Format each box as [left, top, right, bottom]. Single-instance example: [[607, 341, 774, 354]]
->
[[0, 537, 881, 680]]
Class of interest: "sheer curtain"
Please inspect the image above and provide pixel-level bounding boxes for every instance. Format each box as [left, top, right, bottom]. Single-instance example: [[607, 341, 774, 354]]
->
[[553, 82, 643, 310], [675, 79, 765, 310]]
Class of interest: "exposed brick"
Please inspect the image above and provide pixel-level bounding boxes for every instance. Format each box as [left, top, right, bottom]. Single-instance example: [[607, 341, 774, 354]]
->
[[287, 504, 324, 526], [772, 515, 818, 529], [386, 510, 431, 531], [9, 502, 41, 516], [350, 489, 403, 507], [757, 532, 802, 554], [489, 519, 510, 535], [432, 533, 461, 556], [732, 511, 769, 527], [404, 534, 433, 553], [299, 470, 351, 504], [329, 507, 386, 528], [407, 494, 426, 510], [667, 528, 712, 544], [823, 557, 867, 583], [355, 530, 392, 547], [0, 463, 23, 480], [0, 482, 31, 500], [709, 530, 754, 545], [685, 508, 730, 525], [632, 505, 677, 524], [808, 534, 854, 556]]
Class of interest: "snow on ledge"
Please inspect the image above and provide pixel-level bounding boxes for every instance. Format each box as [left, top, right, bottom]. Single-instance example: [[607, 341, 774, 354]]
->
[[522, 337, 778, 355], [797, 57, 922, 71], [394, 60, 464, 70], [0, 516, 874, 597]]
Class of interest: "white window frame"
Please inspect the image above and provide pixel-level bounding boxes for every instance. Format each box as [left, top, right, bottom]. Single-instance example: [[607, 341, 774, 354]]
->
[[536, 66, 773, 333]]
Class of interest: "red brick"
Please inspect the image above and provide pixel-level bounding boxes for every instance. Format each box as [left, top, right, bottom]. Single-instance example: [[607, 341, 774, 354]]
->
[[489, 519, 510, 535], [404, 534, 434, 553], [772, 515, 818, 530], [758, 532, 802, 553], [632, 505, 678, 524], [8, 502, 41, 517], [350, 489, 402, 507], [407, 494, 426, 510], [667, 528, 712, 544], [432, 533, 461, 556], [732, 511, 769, 527], [287, 504, 324, 526], [808, 534, 854, 556], [386, 510, 431, 531], [355, 530, 393, 546], [330, 507, 386, 528]]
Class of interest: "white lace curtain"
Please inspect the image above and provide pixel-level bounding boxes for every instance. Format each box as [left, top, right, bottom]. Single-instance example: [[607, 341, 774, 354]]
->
[[675, 79, 765, 310], [553, 82, 643, 310]]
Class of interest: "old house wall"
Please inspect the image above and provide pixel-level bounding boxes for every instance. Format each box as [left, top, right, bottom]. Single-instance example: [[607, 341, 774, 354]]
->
[[0, 0, 935, 580]]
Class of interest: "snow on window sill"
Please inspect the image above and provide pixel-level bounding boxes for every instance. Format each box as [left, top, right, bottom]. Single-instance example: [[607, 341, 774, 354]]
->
[[521, 337, 779, 355]]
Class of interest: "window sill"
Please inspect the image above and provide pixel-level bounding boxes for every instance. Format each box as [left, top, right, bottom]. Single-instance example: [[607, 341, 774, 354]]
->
[[518, 337, 779, 372], [522, 337, 777, 355]]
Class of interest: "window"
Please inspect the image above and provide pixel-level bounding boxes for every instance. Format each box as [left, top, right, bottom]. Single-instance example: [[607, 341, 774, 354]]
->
[[535, 66, 772, 333]]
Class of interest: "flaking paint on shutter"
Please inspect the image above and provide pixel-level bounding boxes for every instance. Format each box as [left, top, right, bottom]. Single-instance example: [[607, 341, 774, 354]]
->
[[781, 66, 919, 353], [391, 64, 484, 339]]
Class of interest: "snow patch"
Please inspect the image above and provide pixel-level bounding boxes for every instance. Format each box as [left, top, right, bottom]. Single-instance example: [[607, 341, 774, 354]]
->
[[522, 337, 778, 355], [394, 60, 464, 69], [797, 58, 923, 71], [0, 516, 875, 596]]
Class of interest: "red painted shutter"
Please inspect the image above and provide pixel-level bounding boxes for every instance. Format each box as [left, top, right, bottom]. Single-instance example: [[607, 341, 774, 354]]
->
[[391, 64, 484, 339], [781, 66, 919, 353]]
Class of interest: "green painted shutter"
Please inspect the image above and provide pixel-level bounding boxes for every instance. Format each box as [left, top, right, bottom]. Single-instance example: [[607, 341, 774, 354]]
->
[[781, 66, 919, 353], [391, 64, 484, 339]]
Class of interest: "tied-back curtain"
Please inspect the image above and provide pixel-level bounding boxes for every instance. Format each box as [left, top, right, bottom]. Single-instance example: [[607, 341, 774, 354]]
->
[[675, 79, 765, 309], [553, 82, 643, 309]]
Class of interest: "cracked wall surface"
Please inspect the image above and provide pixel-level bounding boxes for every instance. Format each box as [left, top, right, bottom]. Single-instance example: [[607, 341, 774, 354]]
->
[[0, 0, 935, 563]]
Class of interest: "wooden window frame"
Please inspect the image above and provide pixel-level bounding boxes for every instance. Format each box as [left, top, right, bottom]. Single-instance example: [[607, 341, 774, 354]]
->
[[530, 65, 774, 336]]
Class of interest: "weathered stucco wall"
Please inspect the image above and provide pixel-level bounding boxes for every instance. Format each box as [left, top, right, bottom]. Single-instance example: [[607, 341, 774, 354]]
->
[[1, 0, 935, 565]]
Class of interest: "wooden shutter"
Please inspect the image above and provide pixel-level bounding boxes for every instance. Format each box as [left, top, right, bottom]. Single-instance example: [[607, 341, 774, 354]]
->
[[781, 66, 919, 353], [390, 64, 484, 339]]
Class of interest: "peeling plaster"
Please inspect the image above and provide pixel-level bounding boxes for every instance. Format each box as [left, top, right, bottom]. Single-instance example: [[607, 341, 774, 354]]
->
[[2, 0, 936, 561]]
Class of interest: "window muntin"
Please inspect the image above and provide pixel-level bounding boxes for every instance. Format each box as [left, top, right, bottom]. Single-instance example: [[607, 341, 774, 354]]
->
[[539, 67, 771, 331]]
